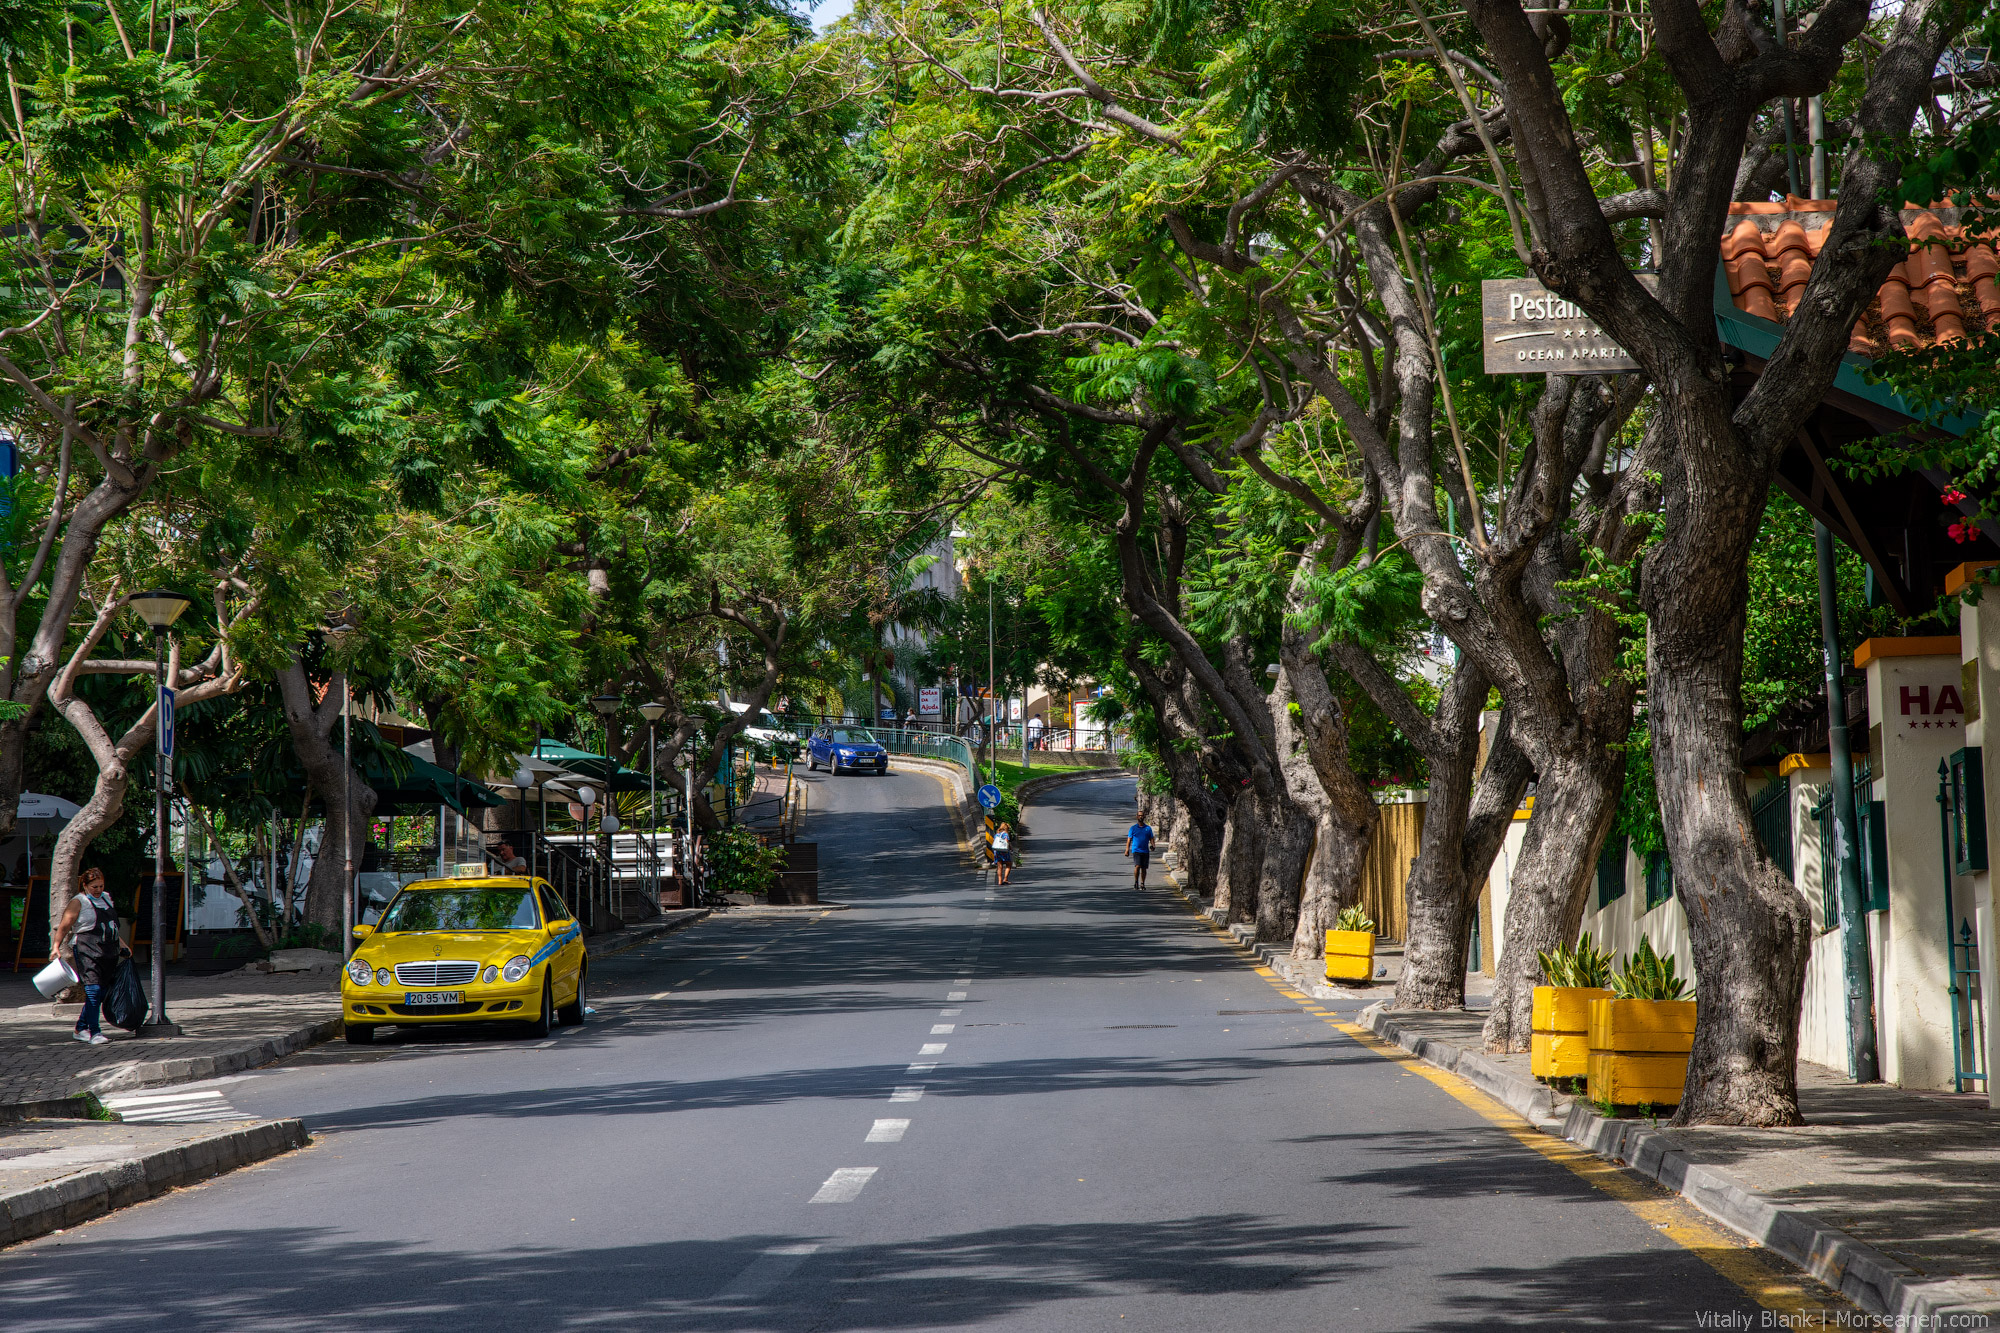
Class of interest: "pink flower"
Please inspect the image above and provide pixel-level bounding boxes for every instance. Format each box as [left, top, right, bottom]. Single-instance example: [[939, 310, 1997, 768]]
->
[[1943, 488, 1969, 505]]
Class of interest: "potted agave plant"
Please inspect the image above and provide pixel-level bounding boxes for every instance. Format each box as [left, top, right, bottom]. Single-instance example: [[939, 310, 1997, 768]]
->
[[1325, 905, 1377, 983], [1531, 935, 1613, 1082], [1587, 935, 1697, 1108]]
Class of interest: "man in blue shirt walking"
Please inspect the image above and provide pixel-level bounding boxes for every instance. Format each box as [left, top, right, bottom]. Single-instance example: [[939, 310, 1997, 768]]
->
[[1125, 814, 1155, 889]]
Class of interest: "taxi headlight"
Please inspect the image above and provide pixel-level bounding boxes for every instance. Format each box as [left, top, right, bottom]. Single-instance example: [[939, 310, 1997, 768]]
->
[[374, 968, 393, 986], [501, 955, 533, 983], [481, 965, 498, 984], [346, 958, 371, 986]]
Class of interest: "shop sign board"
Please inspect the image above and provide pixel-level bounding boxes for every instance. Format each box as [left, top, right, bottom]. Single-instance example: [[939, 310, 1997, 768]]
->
[[1480, 276, 1655, 374]]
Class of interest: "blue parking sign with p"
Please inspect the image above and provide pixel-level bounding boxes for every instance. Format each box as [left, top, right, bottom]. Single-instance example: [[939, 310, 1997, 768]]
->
[[159, 686, 175, 757]]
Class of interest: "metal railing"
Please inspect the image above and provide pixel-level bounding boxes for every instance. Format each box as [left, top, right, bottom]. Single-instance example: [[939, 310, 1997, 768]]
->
[[785, 724, 978, 781]]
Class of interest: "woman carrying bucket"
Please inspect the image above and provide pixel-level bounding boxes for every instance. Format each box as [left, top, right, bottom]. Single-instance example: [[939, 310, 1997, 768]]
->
[[50, 868, 130, 1044]]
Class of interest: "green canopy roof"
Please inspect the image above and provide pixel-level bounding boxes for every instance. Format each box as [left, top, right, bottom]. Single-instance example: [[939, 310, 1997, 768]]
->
[[361, 747, 505, 817], [531, 741, 653, 793]]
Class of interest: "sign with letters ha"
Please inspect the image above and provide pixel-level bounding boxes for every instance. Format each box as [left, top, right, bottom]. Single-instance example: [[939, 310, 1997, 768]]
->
[[1480, 276, 1656, 375]]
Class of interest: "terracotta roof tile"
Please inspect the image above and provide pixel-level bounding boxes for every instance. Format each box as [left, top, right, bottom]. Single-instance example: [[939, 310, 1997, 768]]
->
[[1720, 201, 1998, 357]]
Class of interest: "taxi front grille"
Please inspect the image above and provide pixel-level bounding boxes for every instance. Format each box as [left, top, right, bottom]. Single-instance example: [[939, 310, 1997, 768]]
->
[[393, 961, 480, 986]]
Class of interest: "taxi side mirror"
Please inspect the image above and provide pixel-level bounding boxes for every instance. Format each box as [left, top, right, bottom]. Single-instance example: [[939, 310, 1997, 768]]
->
[[351, 923, 375, 940], [547, 919, 571, 933]]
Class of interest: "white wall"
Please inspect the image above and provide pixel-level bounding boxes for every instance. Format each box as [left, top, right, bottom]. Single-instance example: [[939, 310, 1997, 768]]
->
[[1865, 644, 1967, 1090]]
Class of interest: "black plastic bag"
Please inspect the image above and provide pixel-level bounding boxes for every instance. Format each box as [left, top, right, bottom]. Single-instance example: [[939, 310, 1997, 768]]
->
[[103, 956, 149, 1032]]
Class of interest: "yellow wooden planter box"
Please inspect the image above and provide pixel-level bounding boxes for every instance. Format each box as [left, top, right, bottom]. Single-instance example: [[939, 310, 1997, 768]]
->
[[1530, 985, 1610, 1079], [1325, 929, 1376, 982], [1586, 998, 1696, 1107]]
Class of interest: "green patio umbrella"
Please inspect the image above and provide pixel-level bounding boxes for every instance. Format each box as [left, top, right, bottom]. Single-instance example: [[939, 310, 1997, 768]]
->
[[530, 741, 653, 793]]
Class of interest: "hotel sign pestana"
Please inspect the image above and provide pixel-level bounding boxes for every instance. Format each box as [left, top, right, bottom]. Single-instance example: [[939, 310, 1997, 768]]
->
[[1479, 276, 1656, 374]]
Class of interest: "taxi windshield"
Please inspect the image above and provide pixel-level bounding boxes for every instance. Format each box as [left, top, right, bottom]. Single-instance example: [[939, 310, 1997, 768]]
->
[[380, 889, 538, 934], [831, 729, 877, 744]]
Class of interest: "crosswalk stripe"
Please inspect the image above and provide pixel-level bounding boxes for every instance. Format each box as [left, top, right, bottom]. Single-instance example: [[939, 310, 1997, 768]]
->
[[101, 1090, 225, 1107], [102, 1088, 247, 1123]]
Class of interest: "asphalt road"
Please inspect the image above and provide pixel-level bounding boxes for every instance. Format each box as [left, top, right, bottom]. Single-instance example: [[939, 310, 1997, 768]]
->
[[0, 766, 1793, 1331]]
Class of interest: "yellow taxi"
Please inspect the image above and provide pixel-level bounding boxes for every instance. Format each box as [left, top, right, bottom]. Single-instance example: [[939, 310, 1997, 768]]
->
[[341, 877, 587, 1044]]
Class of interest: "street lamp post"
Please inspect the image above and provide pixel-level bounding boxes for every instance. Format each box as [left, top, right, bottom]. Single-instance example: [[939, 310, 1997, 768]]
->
[[589, 693, 620, 923], [512, 763, 536, 885], [128, 589, 194, 1037], [574, 783, 598, 926], [639, 702, 668, 906]]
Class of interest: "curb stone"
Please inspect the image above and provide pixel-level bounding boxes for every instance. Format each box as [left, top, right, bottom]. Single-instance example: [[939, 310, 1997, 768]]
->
[[1, 1118, 309, 1248], [589, 909, 712, 958], [0, 1095, 105, 1123], [1356, 1001, 2000, 1323], [80, 1017, 344, 1098], [1151, 865, 1362, 1001]]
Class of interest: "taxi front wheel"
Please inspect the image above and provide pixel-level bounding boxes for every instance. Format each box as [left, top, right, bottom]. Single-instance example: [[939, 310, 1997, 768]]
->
[[558, 966, 587, 1026], [344, 1022, 374, 1045], [524, 978, 553, 1038]]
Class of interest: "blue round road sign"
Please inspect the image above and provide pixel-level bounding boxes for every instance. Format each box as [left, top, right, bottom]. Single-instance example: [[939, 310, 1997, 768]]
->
[[977, 784, 1002, 810]]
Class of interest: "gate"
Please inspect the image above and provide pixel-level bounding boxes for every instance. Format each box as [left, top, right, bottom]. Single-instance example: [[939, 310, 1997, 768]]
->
[[1934, 755, 1988, 1094]]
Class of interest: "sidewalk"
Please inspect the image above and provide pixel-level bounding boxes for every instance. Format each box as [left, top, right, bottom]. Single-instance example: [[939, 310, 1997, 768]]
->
[[1361, 1005, 2000, 1323], [1, 1111, 306, 1245], [0, 967, 341, 1108]]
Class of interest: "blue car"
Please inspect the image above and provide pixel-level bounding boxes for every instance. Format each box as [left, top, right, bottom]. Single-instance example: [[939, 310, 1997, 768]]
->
[[807, 726, 889, 775]]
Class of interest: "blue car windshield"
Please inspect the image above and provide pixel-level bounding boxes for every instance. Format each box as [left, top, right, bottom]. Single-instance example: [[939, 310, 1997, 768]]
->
[[831, 729, 877, 744], [380, 889, 539, 933]]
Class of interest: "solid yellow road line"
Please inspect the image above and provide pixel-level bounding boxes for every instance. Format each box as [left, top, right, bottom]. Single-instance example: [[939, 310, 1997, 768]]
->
[[1165, 879, 1854, 1324], [911, 766, 975, 862]]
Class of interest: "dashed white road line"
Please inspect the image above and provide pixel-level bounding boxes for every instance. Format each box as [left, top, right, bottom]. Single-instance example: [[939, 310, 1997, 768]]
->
[[866, 1118, 910, 1143], [809, 1167, 879, 1204], [919, 1042, 947, 1055], [940, 1009, 961, 1016], [930, 1025, 955, 1035], [947, 991, 967, 1000], [888, 1086, 925, 1102], [906, 1062, 937, 1074], [953, 978, 971, 985], [712, 1244, 820, 1299]]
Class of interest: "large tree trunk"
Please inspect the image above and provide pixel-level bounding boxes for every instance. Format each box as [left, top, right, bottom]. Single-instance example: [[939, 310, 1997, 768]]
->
[[1481, 748, 1624, 1050], [1252, 666, 1321, 946], [1128, 651, 1230, 902], [1396, 744, 1481, 1010], [1279, 618, 1380, 962], [44, 762, 131, 935], [1646, 486, 1811, 1125], [277, 657, 379, 938], [1212, 785, 1263, 925]]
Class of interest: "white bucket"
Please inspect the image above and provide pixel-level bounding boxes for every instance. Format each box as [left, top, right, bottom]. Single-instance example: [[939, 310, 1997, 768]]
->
[[33, 955, 78, 999]]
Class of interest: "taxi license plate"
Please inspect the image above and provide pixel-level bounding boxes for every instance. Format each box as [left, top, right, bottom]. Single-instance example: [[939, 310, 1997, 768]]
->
[[404, 991, 463, 1006]]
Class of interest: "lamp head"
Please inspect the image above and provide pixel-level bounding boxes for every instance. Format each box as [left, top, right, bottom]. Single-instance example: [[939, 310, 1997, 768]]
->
[[600, 813, 621, 834], [589, 693, 622, 717], [576, 784, 598, 807], [638, 701, 669, 723], [512, 767, 536, 791], [129, 589, 195, 633]]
